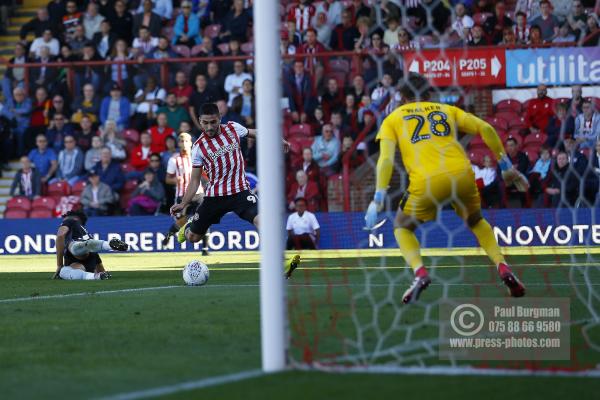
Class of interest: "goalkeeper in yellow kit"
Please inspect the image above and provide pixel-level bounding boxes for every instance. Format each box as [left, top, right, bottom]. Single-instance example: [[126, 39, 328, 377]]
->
[[365, 74, 526, 303]]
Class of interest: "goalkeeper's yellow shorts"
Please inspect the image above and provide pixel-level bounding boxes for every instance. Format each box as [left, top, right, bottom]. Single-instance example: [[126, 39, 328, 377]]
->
[[399, 168, 481, 222]]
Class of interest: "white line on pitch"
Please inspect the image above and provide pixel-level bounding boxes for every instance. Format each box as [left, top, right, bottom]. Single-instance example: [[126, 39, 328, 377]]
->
[[97, 369, 264, 400], [2, 282, 600, 304], [0, 285, 182, 303]]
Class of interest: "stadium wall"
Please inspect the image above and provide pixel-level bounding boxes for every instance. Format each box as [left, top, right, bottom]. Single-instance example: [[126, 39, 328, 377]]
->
[[0, 209, 599, 255]]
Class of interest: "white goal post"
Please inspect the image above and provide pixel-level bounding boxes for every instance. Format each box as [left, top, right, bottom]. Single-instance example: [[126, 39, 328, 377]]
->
[[254, 0, 287, 372]]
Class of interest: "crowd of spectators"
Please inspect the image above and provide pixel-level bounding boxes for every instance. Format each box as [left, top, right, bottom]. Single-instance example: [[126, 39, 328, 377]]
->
[[470, 83, 600, 209], [1, 0, 600, 218]]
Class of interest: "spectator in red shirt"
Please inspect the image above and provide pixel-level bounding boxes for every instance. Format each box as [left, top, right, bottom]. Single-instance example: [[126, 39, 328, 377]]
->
[[524, 84, 555, 135], [287, 169, 320, 212], [299, 28, 328, 74], [170, 70, 193, 109], [287, 0, 316, 34], [148, 112, 174, 153], [130, 131, 153, 173]]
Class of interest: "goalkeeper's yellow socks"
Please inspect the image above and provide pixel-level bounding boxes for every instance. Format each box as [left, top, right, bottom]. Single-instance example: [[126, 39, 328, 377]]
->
[[394, 228, 428, 277], [470, 218, 506, 267]]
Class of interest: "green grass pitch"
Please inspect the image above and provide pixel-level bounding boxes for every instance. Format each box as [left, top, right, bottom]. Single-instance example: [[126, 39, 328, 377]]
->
[[1, 251, 600, 399]]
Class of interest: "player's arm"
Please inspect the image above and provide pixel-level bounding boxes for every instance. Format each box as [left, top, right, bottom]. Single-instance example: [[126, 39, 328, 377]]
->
[[365, 118, 397, 229], [455, 107, 528, 191], [53, 225, 69, 279], [454, 108, 505, 159]]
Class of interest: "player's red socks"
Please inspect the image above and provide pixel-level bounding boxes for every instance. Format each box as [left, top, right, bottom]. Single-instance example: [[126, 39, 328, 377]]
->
[[414, 266, 429, 278], [497, 262, 512, 276]]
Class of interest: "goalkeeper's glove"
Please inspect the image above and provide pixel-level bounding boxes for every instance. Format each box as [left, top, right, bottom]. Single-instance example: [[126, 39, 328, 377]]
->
[[365, 190, 386, 230], [499, 155, 529, 192]]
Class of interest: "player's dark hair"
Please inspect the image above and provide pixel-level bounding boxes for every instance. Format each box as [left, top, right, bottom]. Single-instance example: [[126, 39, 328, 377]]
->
[[200, 103, 220, 116], [399, 73, 432, 102], [62, 209, 88, 226]]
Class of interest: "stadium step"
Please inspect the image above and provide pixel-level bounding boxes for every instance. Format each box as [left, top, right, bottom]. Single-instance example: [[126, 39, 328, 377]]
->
[[0, 187, 10, 196]]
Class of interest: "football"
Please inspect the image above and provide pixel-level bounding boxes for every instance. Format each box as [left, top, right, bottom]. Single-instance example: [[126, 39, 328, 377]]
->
[[182, 260, 210, 286]]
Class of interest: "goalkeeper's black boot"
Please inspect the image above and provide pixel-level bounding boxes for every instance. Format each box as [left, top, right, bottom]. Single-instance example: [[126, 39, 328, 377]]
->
[[109, 238, 129, 251], [499, 263, 525, 298], [402, 274, 431, 304]]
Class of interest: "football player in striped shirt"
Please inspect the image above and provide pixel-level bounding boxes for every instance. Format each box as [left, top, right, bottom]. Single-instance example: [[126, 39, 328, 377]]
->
[[170, 103, 301, 278]]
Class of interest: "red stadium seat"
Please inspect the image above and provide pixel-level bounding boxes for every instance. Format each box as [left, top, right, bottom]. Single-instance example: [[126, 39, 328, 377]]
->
[[468, 134, 485, 150], [523, 132, 547, 147], [473, 12, 491, 25], [510, 116, 528, 130], [485, 116, 509, 132], [6, 196, 31, 211], [240, 42, 254, 54], [204, 24, 221, 39], [32, 196, 57, 211], [4, 209, 28, 219], [70, 180, 87, 196], [468, 148, 493, 166], [29, 209, 53, 218], [288, 124, 313, 137], [495, 99, 522, 113], [174, 45, 190, 58], [123, 129, 140, 144], [523, 146, 539, 164], [553, 97, 570, 107], [592, 97, 600, 112], [190, 44, 205, 57], [495, 111, 520, 126], [217, 43, 229, 54], [47, 181, 71, 198], [329, 58, 350, 73]]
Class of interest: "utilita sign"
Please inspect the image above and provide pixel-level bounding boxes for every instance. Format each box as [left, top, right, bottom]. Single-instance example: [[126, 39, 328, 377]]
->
[[505, 47, 600, 87], [403, 48, 506, 87]]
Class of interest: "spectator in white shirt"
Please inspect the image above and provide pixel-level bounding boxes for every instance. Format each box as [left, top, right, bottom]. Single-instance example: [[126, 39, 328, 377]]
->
[[132, 26, 159, 57], [135, 0, 173, 21], [82, 2, 104, 40], [224, 60, 253, 106], [451, 3, 474, 40], [29, 29, 60, 58], [286, 197, 321, 250]]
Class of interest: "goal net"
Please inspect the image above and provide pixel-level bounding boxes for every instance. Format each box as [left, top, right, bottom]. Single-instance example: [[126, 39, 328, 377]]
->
[[282, 0, 600, 376]]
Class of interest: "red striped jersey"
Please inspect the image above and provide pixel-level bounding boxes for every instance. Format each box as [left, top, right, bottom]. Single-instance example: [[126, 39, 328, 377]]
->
[[191, 121, 250, 197], [167, 151, 203, 199]]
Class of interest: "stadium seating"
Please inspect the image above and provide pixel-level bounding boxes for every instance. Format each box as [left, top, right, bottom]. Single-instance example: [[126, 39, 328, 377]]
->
[[174, 45, 191, 58], [523, 132, 547, 147], [495, 99, 522, 113], [6, 196, 31, 212], [29, 209, 53, 218], [47, 181, 71, 199], [288, 124, 313, 138], [70, 181, 87, 196], [4, 209, 28, 219], [32, 196, 57, 211], [123, 129, 140, 144], [485, 116, 509, 132]]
